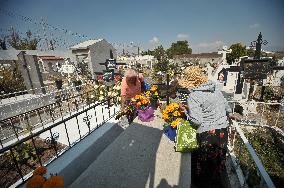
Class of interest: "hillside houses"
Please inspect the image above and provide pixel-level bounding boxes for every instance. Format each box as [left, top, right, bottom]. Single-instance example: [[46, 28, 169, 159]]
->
[[173, 53, 222, 67]]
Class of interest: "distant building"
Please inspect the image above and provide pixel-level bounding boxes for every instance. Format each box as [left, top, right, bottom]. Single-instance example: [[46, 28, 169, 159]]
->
[[70, 39, 117, 78], [173, 53, 222, 67], [0, 49, 76, 93], [117, 55, 157, 69]]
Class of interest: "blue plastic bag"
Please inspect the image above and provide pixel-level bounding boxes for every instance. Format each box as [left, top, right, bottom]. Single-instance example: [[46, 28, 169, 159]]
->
[[163, 126, 176, 141]]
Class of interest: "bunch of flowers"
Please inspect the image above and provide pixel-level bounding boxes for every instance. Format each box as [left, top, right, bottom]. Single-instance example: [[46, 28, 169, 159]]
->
[[115, 104, 136, 120], [108, 82, 121, 104], [131, 94, 150, 109], [97, 74, 103, 81], [162, 102, 186, 129], [114, 74, 122, 82], [26, 166, 63, 188], [145, 85, 159, 100]]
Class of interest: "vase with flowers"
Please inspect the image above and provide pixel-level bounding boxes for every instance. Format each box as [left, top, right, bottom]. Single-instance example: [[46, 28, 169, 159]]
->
[[145, 85, 159, 109], [131, 94, 154, 122], [162, 102, 186, 141]]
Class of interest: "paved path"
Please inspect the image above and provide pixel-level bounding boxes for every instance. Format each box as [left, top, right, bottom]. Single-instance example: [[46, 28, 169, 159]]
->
[[70, 110, 191, 188]]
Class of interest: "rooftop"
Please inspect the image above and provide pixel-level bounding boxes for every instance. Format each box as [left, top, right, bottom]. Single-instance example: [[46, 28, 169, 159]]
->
[[0, 49, 75, 62], [70, 39, 104, 50]]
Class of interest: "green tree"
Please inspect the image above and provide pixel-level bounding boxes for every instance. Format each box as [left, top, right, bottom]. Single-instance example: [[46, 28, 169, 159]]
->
[[166, 40, 192, 59], [0, 63, 26, 96], [246, 48, 255, 57], [7, 29, 40, 50], [226, 43, 247, 64], [152, 45, 169, 72]]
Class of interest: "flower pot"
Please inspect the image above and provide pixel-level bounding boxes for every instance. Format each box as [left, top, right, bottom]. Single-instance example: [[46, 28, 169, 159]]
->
[[163, 126, 176, 141], [150, 98, 158, 110], [137, 107, 155, 122]]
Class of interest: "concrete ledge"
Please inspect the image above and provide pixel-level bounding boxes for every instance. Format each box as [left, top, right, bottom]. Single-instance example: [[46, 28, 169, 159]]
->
[[19, 120, 125, 188]]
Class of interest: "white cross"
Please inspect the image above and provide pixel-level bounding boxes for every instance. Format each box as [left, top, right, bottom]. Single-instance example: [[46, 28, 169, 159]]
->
[[218, 46, 232, 64]]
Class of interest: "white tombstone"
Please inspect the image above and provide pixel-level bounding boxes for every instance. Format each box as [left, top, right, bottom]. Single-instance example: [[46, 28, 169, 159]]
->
[[60, 58, 75, 74], [242, 82, 250, 100]]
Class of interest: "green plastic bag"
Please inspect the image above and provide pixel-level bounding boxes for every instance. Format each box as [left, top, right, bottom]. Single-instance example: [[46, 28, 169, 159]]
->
[[175, 119, 198, 152]]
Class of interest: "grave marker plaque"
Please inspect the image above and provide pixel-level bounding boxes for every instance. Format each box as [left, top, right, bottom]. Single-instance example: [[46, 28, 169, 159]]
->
[[106, 59, 116, 70], [103, 70, 114, 81], [243, 59, 271, 79]]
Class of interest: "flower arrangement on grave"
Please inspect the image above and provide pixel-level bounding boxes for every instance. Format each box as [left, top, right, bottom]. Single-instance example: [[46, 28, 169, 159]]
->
[[145, 85, 160, 109], [162, 102, 186, 141], [114, 74, 122, 82], [26, 166, 63, 188], [108, 81, 121, 105], [131, 94, 155, 122], [115, 104, 136, 120], [145, 85, 159, 100], [131, 94, 150, 109]]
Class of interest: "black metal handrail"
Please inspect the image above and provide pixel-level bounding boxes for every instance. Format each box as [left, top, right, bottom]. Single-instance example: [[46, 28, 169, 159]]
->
[[0, 86, 118, 147], [0, 94, 120, 187], [0, 95, 116, 154], [1, 88, 86, 122]]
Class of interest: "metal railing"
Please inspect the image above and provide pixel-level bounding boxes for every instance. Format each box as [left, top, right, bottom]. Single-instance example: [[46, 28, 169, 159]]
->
[[227, 101, 283, 188], [0, 94, 120, 187], [0, 83, 89, 119], [0, 86, 82, 146], [0, 83, 119, 148]]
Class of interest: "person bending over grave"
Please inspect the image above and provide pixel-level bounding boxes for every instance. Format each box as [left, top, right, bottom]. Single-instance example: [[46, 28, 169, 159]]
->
[[120, 68, 144, 109]]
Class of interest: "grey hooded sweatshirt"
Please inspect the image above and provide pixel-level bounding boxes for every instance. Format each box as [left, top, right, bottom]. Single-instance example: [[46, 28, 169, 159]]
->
[[186, 81, 232, 133]]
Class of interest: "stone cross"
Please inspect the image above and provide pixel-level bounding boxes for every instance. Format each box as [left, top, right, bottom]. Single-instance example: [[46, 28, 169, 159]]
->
[[218, 46, 232, 64]]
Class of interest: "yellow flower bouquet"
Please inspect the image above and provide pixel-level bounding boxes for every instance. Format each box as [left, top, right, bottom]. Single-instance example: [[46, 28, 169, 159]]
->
[[162, 102, 186, 126], [131, 94, 150, 110], [145, 85, 159, 100], [162, 102, 187, 141], [131, 94, 155, 122]]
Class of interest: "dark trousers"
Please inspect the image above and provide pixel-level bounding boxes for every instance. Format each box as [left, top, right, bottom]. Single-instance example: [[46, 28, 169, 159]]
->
[[191, 127, 228, 188]]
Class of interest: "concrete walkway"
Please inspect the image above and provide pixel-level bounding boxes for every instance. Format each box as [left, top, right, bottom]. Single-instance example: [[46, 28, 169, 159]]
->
[[70, 110, 191, 188]]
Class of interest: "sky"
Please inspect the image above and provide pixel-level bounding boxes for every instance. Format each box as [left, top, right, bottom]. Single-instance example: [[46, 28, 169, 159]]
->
[[0, 0, 283, 54]]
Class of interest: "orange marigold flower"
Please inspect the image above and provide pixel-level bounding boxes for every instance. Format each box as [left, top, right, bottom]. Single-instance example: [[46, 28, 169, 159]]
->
[[150, 86, 157, 92], [141, 99, 148, 105], [33, 166, 47, 176], [171, 118, 182, 128], [43, 176, 63, 188], [27, 175, 46, 188], [172, 111, 179, 117], [162, 113, 169, 121]]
